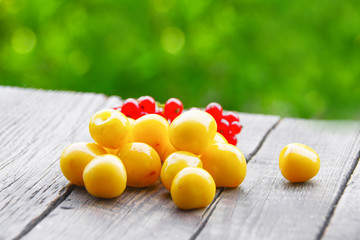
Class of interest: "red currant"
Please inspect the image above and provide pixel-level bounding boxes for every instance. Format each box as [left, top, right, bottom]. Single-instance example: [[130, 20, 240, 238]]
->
[[121, 98, 141, 119], [205, 102, 223, 123], [138, 96, 156, 114], [229, 121, 242, 134], [218, 119, 230, 135], [223, 112, 239, 123], [164, 98, 183, 121], [226, 134, 238, 146]]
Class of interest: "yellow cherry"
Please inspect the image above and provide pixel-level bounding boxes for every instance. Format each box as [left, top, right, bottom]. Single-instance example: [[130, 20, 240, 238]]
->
[[89, 109, 131, 149], [83, 154, 127, 198], [104, 117, 135, 155], [279, 143, 320, 182], [131, 114, 171, 162], [212, 132, 228, 144], [60, 142, 107, 186], [117, 142, 161, 187], [171, 167, 216, 210], [200, 143, 247, 187], [161, 151, 203, 191], [169, 110, 217, 155]]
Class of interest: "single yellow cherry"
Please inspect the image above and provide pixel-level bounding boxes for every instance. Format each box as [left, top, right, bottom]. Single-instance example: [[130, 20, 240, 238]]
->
[[279, 143, 320, 182], [169, 110, 217, 155], [131, 114, 171, 161], [117, 142, 161, 187], [200, 143, 247, 187], [89, 109, 131, 149], [60, 142, 107, 186], [104, 117, 135, 155], [161, 151, 203, 191], [171, 167, 216, 210], [83, 154, 127, 198]]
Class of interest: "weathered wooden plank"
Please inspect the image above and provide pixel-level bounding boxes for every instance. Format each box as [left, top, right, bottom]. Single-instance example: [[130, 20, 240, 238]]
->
[[196, 118, 360, 240], [322, 152, 360, 239], [237, 112, 279, 160], [0, 87, 109, 240], [22, 113, 280, 240]]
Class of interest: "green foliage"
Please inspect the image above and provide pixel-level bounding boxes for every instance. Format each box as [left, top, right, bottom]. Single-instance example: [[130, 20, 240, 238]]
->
[[1, 0, 360, 119]]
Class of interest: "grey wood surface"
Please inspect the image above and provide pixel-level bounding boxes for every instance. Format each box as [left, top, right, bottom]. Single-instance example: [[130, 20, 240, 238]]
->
[[0, 87, 107, 240], [1, 86, 359, 240], [22, 111, 280, 240], [322, 151, 360, 239], [196, 118, 360, 240]]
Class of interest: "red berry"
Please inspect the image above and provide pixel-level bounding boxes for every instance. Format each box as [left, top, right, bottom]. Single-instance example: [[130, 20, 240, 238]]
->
[[218, 119, 230, 136], [138, 96, 156, 114], [227, 134, 238, 146], [229, 121, 242, 134], [164, 98, 183, 121], [205, 102, 223, 123], [223, 112, 239, 123], [121, 98, 141, 119]]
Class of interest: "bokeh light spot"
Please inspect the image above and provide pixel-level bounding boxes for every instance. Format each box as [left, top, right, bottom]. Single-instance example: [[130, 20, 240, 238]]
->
[[11, 28, 37, 54], [161, 27, 185, 54], [68, 50, 90, 75]]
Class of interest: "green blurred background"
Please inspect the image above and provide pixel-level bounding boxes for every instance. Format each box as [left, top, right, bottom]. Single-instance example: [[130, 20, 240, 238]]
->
[[1, 0, 360, 119]]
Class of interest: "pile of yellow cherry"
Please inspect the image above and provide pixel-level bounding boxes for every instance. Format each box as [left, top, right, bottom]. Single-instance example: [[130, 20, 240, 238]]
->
[[60, 108, 247, 209], [60, 108, 321, 210]]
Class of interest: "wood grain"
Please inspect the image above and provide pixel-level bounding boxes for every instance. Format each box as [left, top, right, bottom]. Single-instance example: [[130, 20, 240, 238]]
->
[[0, 87, 110, 240], [22, 113, 280, 240], [196, 118, 360, 240], [322, 151, 360, 239], [237, 113, 280, 160]]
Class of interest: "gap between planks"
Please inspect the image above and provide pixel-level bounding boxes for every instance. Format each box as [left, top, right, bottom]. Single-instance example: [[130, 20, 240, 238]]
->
[[316, 129, 360, 240], [13, 185, 76, 240], [189, 118, 282, 240]]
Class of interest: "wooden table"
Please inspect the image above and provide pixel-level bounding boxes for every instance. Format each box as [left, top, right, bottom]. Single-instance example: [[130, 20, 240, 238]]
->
[[1, 86, 359, 240]]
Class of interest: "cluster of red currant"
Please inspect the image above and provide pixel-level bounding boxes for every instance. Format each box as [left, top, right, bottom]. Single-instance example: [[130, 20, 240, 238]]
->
[[113, 97, 242, 146], [205, 103, 242, 146], [113, 97, 184, 122]]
